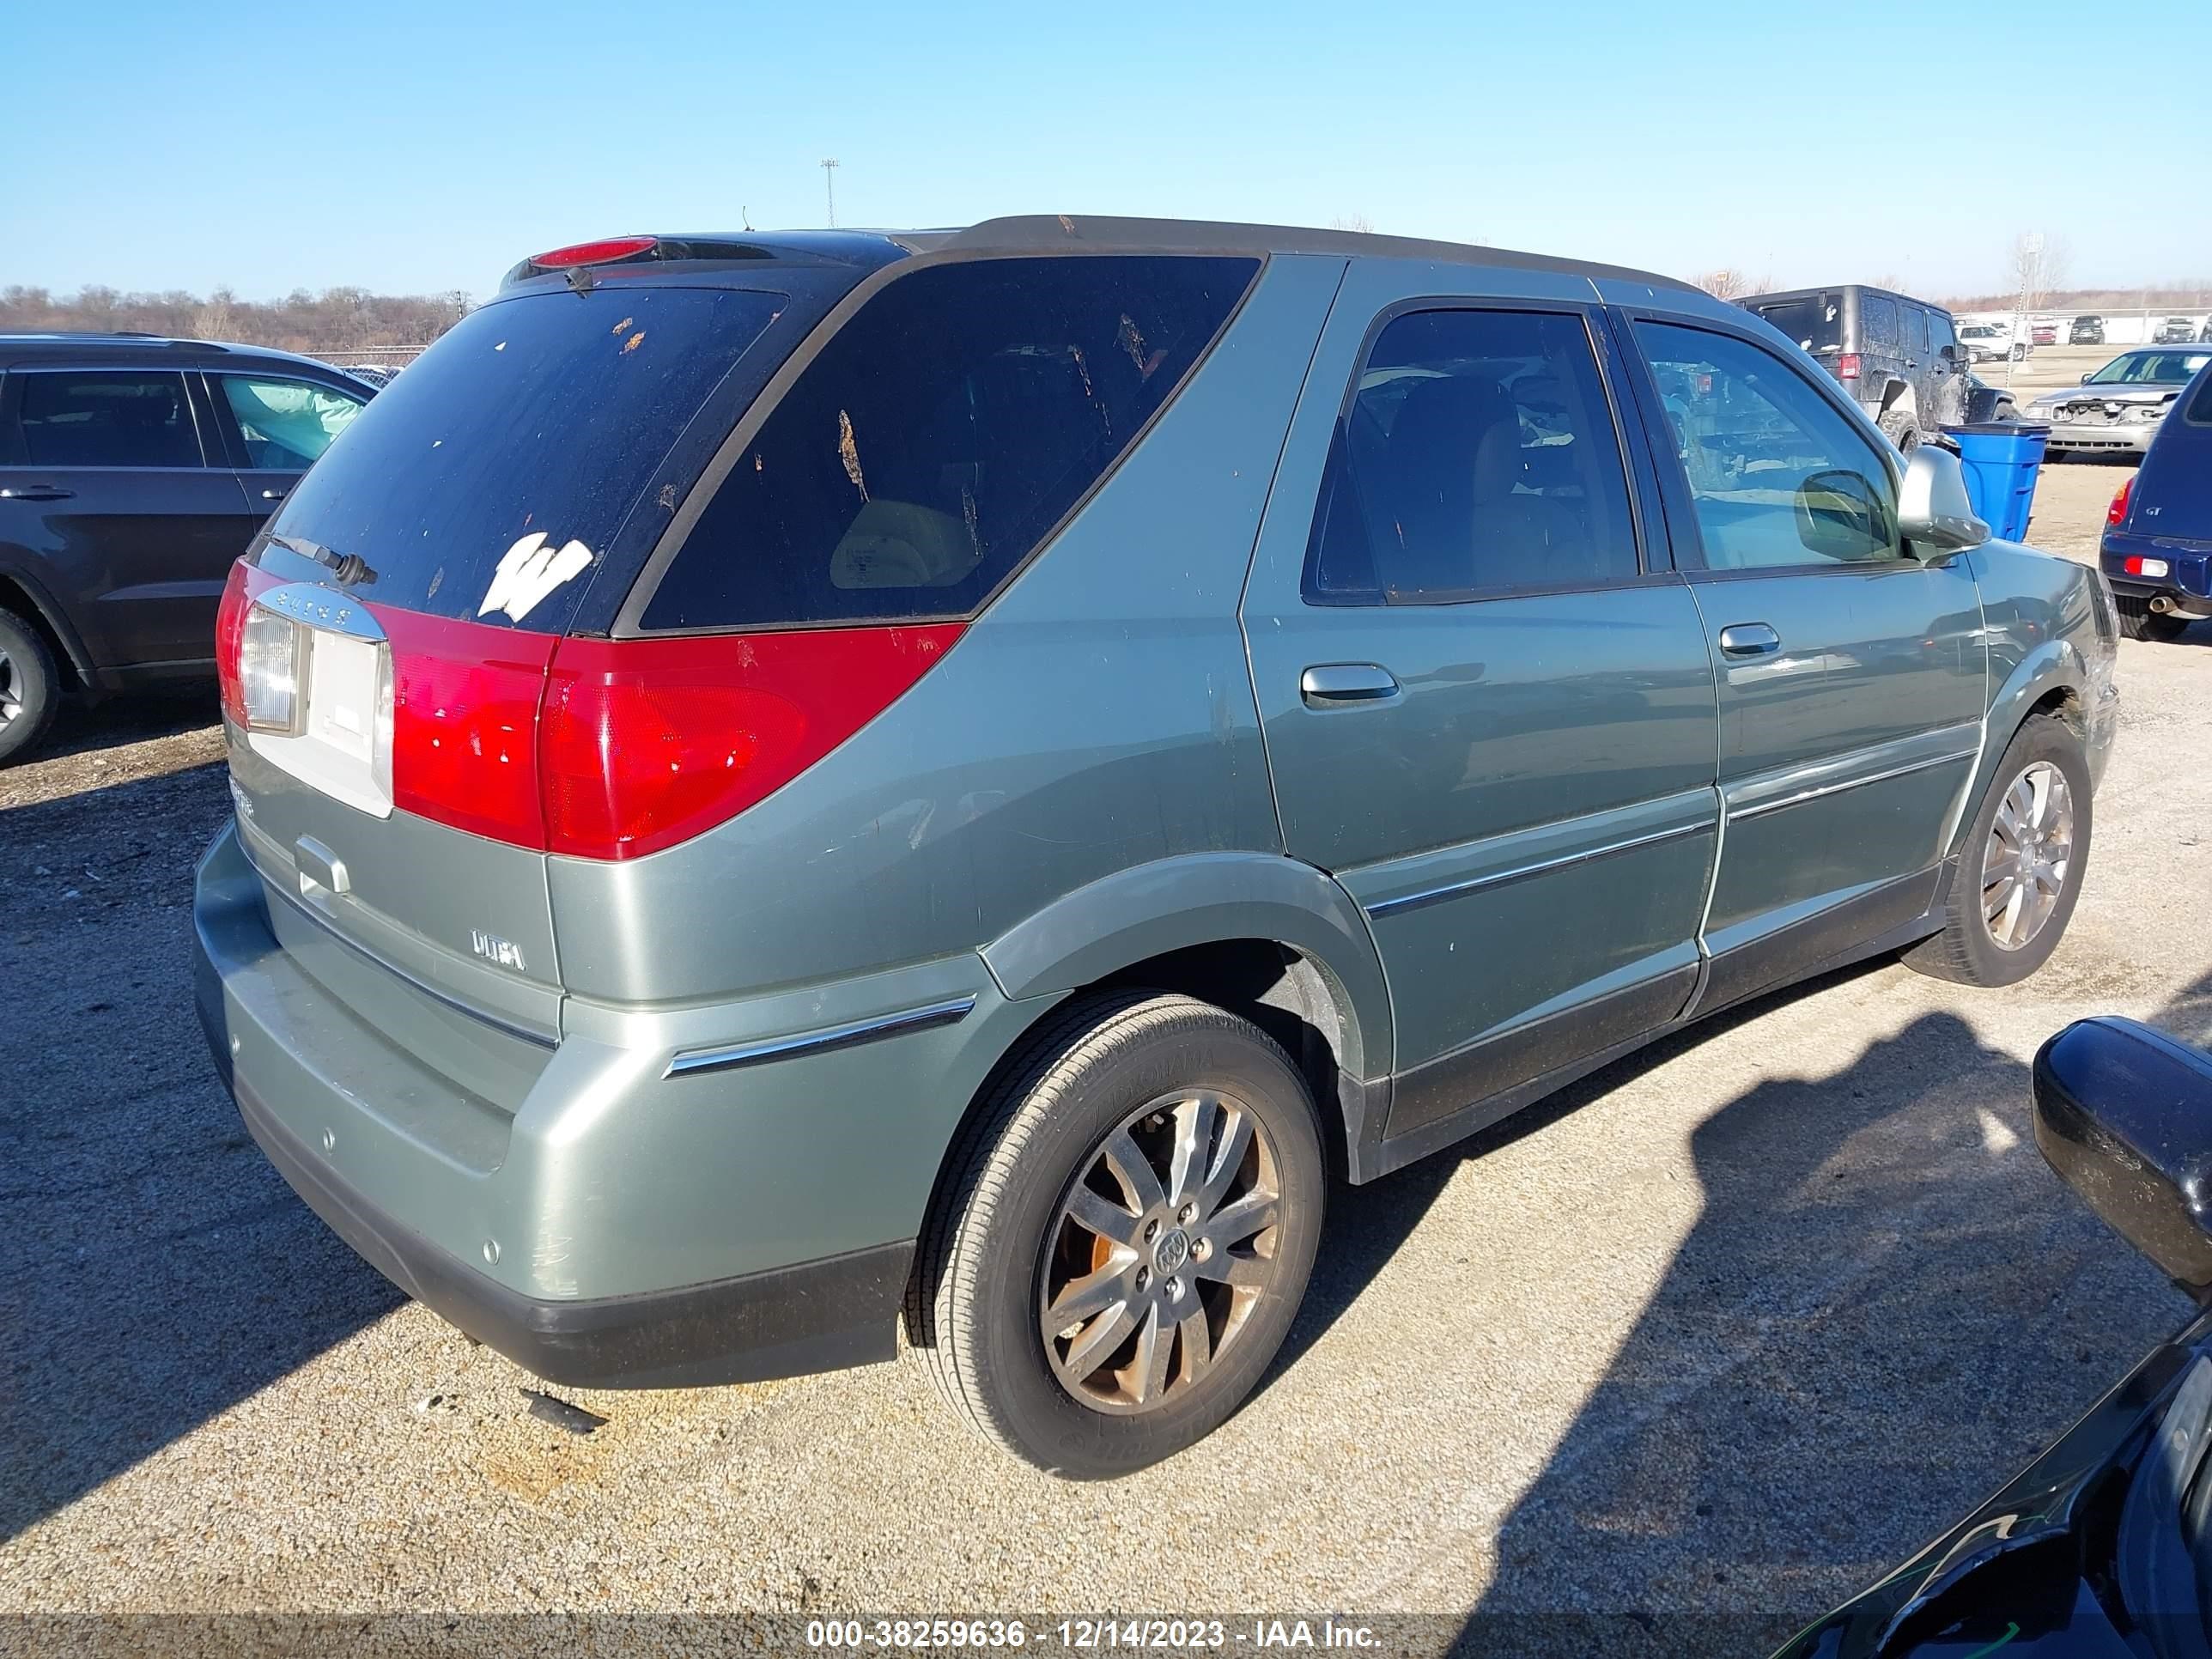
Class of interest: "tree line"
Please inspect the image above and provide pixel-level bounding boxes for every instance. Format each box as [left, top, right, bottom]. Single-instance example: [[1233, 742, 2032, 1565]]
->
[[0, 285, 471, 355]]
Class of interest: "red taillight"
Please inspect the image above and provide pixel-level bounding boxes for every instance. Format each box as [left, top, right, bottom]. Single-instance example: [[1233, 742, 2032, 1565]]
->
[[1838, 353, 1863, 381], [538, 625, 963, 860], [2107, 476, 2134, 529], [215, 561, 281, 726], [530, 235, 657, 270], [361, 610, 963, 860], [374, 607, 558, 848]]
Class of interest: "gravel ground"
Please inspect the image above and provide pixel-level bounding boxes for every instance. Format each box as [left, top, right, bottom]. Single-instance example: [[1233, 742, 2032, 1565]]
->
[[4, 463, 2210, 1656]]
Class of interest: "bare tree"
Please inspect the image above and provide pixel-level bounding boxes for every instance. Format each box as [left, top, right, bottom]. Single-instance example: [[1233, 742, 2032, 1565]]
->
[[1329, 213, 1376, 235], [2008, 233, 2073, 312], [1693, 268, 1755, 301]]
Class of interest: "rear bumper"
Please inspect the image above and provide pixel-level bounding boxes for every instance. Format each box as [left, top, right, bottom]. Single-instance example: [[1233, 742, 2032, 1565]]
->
[[193, 818, 1032, 1389], [229, 1064, 910, 1388], [2102, 535, 2212, 611]]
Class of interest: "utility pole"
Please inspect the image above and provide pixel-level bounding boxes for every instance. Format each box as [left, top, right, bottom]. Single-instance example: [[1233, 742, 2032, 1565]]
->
[[820, 158, 840, 228]]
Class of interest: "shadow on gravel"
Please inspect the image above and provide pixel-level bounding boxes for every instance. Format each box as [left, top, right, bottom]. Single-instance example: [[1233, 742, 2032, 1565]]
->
[[0, 747, 404, 1542], [1272, 957, 1900, 1388], [1449, 970, 2212, 1658], [26, 687, 220, 766]]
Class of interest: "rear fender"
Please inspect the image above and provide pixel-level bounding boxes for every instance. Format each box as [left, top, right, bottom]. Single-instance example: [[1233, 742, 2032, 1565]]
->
[[981, 851, 1393, 1082]]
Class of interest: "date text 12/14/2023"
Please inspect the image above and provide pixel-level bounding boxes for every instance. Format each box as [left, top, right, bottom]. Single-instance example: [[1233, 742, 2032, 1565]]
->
[[803, 1619, 1383, 1650]]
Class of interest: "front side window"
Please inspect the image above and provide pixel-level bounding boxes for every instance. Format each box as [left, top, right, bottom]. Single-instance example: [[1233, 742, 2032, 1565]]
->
[[1302, 308, 1638, 605], [1930, 312, 1957, 352], [641, 255, 1259, 630], [15, 371, 201, 468], [217, 375, 366, 470], [1637, 322, 1900, 571]]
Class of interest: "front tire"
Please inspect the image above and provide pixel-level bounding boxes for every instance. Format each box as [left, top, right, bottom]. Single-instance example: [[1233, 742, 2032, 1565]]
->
[[908, 992, 1326, 1478], [2116, 594, 2188, 642], [1904, 714, 2091, 987], [0, 610, 60, 765]]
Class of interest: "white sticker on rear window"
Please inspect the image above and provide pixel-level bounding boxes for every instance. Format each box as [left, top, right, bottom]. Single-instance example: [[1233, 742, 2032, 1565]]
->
[[479, 532, 594, 623]]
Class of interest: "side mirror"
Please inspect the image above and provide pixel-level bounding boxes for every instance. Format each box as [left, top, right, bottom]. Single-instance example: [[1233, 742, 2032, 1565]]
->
[[2034, 1018, 2212, 1299], [2081, 372, 2095, 384], [1898, 444, 1989, 552]]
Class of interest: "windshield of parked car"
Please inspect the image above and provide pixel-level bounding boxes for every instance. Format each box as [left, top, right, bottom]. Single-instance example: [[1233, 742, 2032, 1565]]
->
[[1750, 294, 1842, 353], [2087, 351, 2212, 386]]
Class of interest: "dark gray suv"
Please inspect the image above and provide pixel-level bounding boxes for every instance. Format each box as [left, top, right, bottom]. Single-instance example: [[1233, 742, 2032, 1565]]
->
[[1740, 284, 1980, 450], [194, 218, 2118, 1475], [0, 335, 372, 761]]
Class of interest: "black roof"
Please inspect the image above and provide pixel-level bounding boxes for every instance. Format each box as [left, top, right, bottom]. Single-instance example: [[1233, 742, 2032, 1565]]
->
[[1747, 283, 1952, 315]]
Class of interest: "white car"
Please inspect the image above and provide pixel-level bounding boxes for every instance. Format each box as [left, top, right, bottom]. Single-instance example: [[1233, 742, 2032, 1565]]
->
[[1959, 322, 2029, 364]]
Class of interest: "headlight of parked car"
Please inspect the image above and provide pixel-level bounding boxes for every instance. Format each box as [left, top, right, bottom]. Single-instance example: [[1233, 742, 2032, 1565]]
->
[[2124, 407, 2163, 423]]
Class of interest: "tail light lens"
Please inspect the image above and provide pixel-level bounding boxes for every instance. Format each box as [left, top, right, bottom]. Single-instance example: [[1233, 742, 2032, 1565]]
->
[[539, 625, 963, 859], [2107, 476, 2134, 529], [240, 606, 308, 734], [375, 608, 557, 848], [215, 560, 283, 727], [348, 611, 962, 860], [1838, 353, 1863, 381]]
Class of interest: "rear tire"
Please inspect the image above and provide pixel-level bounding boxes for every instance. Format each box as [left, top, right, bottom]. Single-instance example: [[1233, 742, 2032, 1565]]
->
[[1904, 714, 2091, 988], [2116, 594, 2187, 642], [1881, 411, 1920, 453], [908, 991, 1326, 1478], [0, 610, 60, 766]]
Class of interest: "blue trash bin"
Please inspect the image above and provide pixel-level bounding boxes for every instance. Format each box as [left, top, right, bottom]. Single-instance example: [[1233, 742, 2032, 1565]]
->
[[1941, 422, 2050, 543]]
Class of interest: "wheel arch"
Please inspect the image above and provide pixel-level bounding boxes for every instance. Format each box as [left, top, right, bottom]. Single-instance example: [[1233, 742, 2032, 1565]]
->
[[951, 854, 1395, 1191], [1951, 641, 2094, 858], [0, 569, 90, 691]]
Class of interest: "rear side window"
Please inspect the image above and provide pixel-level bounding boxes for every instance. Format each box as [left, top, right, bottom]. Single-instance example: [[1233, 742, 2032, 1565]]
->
[[639, 255, 1260, 631], [15, 371, 201, 468], [1303, 308, 1638, 604], [264, 285, 786, 628], [216, 375, 366, 469], [1861, 295, 1899, 346]]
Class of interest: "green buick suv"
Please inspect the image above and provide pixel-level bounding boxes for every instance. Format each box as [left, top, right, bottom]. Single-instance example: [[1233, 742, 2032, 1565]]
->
[[193, 216, 2119, 1476]]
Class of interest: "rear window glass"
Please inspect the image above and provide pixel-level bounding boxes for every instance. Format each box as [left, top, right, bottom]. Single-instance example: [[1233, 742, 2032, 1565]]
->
[[639, 255, 1260, 631], [1751, 293, 1842, 354], [2188, 369, 2212, 425], [15, 371, 201, 468], [264, 285, 785, 628]]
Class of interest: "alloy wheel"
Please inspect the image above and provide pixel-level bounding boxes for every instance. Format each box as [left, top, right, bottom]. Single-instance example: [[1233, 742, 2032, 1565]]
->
[[1983, 760, 2075, 951], [1038, 1089, 1284, 1415], [0, 647, 21, 726]]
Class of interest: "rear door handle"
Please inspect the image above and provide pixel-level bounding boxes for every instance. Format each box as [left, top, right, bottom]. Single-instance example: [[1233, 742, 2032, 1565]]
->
[[0, 485, 75, 502], [1718, 623, 1782, 657], [1301, 664, 1401, 707]]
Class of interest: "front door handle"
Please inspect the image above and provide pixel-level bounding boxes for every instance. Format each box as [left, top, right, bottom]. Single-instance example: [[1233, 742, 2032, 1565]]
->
[[260, 488, 288, 501], [1301, 663, 1401, 707], [1718, 623, 1783, 657], [0, 485, 75, 502]]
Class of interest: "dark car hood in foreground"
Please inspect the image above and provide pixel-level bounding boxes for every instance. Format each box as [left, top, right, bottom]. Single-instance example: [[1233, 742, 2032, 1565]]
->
[[1775, 1308, 2212, 1657]]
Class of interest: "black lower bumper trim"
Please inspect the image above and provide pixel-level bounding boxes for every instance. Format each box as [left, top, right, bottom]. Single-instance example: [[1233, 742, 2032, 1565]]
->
[[234, 1077, 911, 1390]]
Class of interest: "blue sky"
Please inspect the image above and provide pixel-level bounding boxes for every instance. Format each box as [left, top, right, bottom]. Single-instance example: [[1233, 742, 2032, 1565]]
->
[[9, 0, 2208, 302]]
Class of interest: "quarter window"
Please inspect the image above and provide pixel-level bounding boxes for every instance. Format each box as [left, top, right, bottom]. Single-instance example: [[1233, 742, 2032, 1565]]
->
[[1302, 308, 1638, 605], [642, 255, 1259, 630], [216, 375, 365, 470], [14, 371, 201, 468], [1861, 295, 1899, 347], [1637, 322, 1901, 570]]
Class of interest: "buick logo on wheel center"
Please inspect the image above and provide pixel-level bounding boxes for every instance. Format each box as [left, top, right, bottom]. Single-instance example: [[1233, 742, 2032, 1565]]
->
[[1153, 1229, 1190, 1276]]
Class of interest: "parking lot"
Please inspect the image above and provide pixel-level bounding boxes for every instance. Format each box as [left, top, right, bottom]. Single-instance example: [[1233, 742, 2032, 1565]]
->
[[3, 416, 2209, 1653]]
